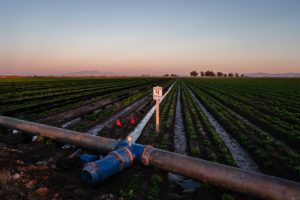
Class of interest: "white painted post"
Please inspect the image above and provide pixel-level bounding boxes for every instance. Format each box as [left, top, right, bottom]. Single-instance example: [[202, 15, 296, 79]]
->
[[153, 86, 163, 133]]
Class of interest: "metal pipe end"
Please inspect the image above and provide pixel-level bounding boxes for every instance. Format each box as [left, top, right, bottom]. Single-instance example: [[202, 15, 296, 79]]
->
[[81, 163, 100, 185]]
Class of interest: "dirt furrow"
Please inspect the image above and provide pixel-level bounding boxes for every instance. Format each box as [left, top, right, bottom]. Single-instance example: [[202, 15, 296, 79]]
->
[[168, 85, 198, 191], [187, 87, 259, 172]]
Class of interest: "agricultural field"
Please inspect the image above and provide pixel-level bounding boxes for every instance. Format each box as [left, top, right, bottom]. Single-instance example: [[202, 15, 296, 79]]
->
[[0, 77, 299, 200]]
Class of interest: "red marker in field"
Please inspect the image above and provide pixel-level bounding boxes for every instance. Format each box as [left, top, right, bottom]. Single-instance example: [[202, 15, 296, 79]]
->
[[116, 119, 122, 127], [130, 117, 136, 125]]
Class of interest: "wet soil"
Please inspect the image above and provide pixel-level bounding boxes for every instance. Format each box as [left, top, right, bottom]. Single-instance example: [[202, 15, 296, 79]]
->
[[168, 86, 198, 190], [188, 89, 259, 172]]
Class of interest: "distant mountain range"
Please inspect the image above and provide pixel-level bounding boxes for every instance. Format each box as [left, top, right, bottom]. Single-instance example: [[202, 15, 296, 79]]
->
[[65, 70, 118, 77], [245, 73, 300, 77]]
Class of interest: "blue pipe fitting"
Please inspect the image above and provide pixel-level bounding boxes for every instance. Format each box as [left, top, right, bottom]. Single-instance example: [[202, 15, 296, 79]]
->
[[81, 143, 146, 185], [80, 154, 99, 163], [127, 143, 145, 163], [114, 140, 129, 149]]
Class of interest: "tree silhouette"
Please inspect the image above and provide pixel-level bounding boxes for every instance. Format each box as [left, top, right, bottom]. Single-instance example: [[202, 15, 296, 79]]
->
[[217, 72, 223, 77], [190, 71, 198, 77]]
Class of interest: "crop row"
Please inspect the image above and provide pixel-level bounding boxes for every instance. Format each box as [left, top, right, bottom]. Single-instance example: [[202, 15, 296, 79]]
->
[[185, 81, 300, 181], [1, 79, 169, 117], [186, 79, 300, 150], [191, 78, 300, 113], [0, 80, 132, 104], [187, 79, 300, 124], [0, 78, 129, 99], [0, 78, 129, 95], [181, 82, 235, 165]]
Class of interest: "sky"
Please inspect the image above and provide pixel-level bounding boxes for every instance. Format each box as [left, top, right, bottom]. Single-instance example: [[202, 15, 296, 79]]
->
[[0, 0, 299, 76]]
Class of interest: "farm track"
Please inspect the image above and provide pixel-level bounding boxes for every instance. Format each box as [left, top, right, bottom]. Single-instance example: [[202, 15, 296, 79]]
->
[[184, 83, 259, 172]]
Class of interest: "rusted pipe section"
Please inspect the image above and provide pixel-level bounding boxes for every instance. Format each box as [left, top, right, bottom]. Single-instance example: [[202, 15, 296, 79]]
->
[[142, 147, 300, 200], [0, 115, 117, 153]]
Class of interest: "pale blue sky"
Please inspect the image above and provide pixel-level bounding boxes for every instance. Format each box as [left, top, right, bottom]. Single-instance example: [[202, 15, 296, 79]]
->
[[0, 0, 299, 75]]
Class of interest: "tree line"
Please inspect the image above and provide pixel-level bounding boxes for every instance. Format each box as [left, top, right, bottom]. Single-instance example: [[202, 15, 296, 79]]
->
[[190, 70, 244, 77]]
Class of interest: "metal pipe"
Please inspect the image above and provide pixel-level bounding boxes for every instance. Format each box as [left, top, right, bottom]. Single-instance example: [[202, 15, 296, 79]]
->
[[142, 147, 300, 200], [0, 115, 300, 199], [0, 115, 117, 153]]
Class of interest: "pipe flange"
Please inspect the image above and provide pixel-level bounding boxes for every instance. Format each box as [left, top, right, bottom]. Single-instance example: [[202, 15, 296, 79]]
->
[[141, 146, 154, 166], [123, 147, 134, 166]]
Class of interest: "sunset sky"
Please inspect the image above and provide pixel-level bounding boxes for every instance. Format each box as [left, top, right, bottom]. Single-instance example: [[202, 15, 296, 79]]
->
[[0, 0, 299, 76]]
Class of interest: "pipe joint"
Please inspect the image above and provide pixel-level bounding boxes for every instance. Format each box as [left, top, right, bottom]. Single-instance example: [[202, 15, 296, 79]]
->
[[81, 143, 148, 185]]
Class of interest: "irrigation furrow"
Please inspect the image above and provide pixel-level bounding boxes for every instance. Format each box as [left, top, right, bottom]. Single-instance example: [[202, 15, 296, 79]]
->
[[129, 81, 176, 143], [61, 117, 81, 128], [168, 85, 198, 190], [37, 80, 171, 130], [86, 95, 149, 135], [38, 98, 114, 126], [187, 86, 259, 172], [207, 97, 296, 153], [173, 86, 187, 154], [65, 80, 175, 155]]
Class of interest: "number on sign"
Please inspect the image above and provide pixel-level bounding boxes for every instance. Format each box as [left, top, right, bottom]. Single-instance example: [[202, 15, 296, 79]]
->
[[153, 86, 163, 100]]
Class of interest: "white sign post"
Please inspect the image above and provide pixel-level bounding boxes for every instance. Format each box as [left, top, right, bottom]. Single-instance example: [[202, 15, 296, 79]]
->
[[153, 86, 163, 133]]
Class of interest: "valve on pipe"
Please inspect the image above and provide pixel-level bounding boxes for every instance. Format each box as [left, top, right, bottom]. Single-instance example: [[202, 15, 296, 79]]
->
[[81, 143, 145, 185]]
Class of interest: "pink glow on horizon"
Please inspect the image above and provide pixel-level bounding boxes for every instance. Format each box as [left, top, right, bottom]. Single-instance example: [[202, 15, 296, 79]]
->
[[0, 52, 299, 76]]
